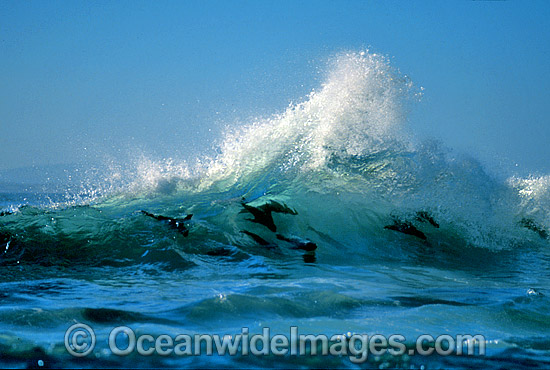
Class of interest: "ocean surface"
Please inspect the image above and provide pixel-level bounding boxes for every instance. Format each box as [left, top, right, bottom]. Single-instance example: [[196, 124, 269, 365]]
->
[[1, 52, 550, 369]]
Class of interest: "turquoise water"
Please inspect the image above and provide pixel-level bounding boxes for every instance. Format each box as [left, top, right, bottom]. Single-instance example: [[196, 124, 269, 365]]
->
[[1, 52, 550, 369]]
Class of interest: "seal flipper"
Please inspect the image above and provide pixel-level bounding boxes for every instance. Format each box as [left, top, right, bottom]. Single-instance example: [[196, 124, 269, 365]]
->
[[384, 220, 427, 240], [241, 200, 298, 232], [520, 218, 548, 239], [241, 203, 277, 232], [241, 230, 277, 249], [415, 211, 439, 228], [260, 201, 298, 215], [276, 234, 317, 252], [141, 210, 162, 220], [141, 211, 192, 237], [302, 253, 316, 263]]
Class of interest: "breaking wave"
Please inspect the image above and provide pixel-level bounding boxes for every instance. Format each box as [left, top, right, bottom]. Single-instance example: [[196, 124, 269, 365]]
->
[[2, 50, 549, 267]]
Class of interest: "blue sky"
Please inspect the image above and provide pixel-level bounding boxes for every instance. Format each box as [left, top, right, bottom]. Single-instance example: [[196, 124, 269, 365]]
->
[[1, 0, 549, 176]]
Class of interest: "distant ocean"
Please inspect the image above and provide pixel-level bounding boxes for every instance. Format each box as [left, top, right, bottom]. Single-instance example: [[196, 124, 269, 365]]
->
[[1, 52, 549, 369]]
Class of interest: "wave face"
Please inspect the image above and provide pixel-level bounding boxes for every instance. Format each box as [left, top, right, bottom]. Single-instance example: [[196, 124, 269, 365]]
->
[[1, 51, 550, 368]]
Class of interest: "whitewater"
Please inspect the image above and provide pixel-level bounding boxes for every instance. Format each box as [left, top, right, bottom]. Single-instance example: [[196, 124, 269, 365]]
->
[[1, 51, 549, 368]]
